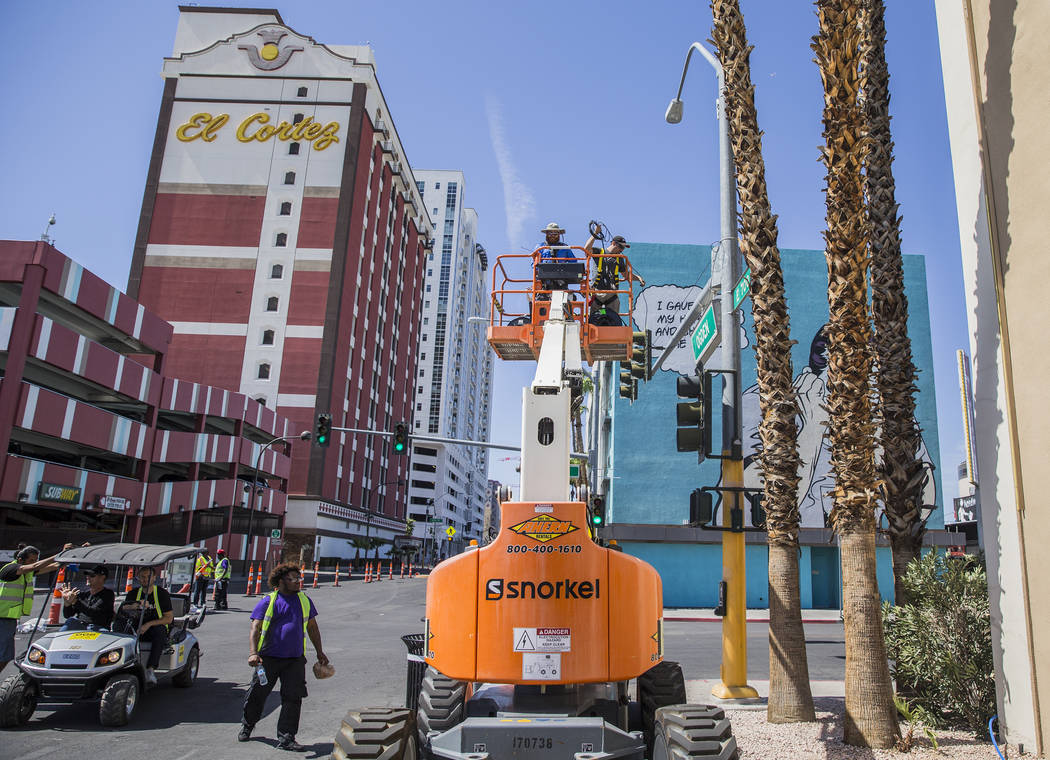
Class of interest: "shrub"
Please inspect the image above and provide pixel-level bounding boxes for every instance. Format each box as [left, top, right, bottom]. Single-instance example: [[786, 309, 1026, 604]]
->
[[882, 552, 996, 735]]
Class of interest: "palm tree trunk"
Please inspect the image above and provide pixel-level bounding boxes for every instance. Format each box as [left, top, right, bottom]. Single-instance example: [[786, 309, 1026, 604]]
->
[[813, 0, 899, 747], [860, 0, 927, 606], [710, 0, 814, 723]]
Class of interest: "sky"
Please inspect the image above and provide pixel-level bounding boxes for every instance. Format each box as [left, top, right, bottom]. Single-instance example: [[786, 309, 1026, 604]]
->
[[1, 1, 967, 507]]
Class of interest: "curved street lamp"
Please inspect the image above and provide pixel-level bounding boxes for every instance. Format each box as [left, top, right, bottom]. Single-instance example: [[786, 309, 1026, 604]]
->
[[243, 430, 312, 564]]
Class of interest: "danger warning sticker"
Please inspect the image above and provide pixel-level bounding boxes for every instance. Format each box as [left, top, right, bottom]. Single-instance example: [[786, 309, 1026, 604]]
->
[[522, 652, 561, 680], [513, 627, 571, 652]]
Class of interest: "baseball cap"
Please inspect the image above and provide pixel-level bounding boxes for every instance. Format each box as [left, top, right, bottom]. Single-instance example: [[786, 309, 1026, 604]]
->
[[611, 235, 630, 248], [84, 564, 109, 577]]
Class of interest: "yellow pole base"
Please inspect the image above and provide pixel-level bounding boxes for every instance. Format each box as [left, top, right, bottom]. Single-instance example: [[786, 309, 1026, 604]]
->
[[711, 682, 760, 699]]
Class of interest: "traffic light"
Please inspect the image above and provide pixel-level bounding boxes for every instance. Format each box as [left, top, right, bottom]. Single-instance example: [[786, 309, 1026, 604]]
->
[[591, 496, 606, 526], [675, 367, 713, 462], [315, 413, 332, 447], [618, 363, 637, 401], [629, 330, 651, 381], [392, 422, 408, 455], [689, 488, 713, 526], [747, 491, 766, 530]]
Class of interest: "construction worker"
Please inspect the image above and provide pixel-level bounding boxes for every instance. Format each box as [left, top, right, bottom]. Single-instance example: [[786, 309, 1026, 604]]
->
[[192, 547, 214, 607], [583, 231, 644, 326], [535, 222, 579, 295], [241, 562, 329, 751], [213, 549, 231, 610], [0, 543, 73, 672], [119, 565, 173, 687]]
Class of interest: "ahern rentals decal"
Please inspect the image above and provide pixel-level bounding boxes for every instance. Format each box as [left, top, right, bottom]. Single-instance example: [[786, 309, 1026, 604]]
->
[[508, 514, 579, 543]]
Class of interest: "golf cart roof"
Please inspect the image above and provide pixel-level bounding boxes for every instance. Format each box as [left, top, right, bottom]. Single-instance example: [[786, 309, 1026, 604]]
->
[[54, 543, 198, 567]]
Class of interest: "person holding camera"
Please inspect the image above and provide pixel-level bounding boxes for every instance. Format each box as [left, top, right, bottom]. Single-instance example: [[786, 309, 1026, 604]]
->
[[60, 564, 115, 631]]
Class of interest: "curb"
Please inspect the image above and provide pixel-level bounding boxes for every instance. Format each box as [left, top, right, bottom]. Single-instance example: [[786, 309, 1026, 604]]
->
[[664, 616, 843, 624]]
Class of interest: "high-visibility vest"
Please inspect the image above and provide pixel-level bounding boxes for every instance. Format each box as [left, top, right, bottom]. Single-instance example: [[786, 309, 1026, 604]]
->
[[593, 248, 624, 288], [131, 585, 167, 630], [0, 562, 33, 619], [214, 558, 231, 581], [194, 555, 213, 578], [257, 591, 310, 655]]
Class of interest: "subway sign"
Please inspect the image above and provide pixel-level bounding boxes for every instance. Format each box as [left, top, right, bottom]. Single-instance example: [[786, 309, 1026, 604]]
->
[[37, 482, 81, 505]]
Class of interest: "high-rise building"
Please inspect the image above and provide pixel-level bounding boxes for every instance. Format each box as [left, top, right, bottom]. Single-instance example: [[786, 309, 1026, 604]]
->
[[126, 7, 432, 560], [407, 171, 493, 557]]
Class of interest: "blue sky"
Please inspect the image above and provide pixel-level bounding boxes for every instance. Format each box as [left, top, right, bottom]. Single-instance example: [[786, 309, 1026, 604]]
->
[[1, 1, 967, 503]]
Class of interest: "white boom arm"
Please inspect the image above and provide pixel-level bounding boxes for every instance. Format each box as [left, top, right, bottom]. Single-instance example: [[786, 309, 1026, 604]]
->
[[519, 291, 584, 502]]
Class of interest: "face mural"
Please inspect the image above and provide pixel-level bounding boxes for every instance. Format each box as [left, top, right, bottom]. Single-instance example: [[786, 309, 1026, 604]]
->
[[611, 245, 942, 530]]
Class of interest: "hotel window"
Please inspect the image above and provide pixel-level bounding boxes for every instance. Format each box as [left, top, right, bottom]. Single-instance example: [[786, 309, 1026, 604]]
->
[[258, 363, 271, 380], [289, 142, 300, 155], [262, 329, 275, 345], [279, 202, 292, 216], [297, 86, 308, 97], [293, 113, 305, 124], [270, 264, 283, 279], [434, 183, 440, 189], [284, 171, 295, 185], [275, 232, 287, 247], [266, 297, 279, 312]]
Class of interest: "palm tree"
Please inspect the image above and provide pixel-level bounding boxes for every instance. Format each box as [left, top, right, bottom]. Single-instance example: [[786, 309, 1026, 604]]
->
[[812, 0, 899, 747], [710, 0, 814, 724], [860, 0, 927, 606]]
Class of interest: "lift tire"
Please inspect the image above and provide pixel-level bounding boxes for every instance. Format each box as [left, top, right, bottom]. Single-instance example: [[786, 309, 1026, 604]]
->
[[638, 660, 687, 756], [0, 672, 38, 727], [172, 646, 199, 687], [332, 707, 417, 760], [99, 674, 139, 727], [415, 666, 465, 751], [651, 705, 738, 759]]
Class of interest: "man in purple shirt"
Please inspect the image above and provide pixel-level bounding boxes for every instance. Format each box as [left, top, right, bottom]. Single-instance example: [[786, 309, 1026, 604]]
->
[[240, 563, 329, 751]]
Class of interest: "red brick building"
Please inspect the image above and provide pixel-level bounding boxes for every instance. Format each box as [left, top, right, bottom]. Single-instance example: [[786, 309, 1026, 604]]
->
[[0, 241, 293, 568], [127, 8, 431, 559]]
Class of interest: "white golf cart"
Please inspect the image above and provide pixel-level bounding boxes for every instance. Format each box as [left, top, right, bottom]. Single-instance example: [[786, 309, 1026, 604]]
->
[[0, 543, 205, 727]]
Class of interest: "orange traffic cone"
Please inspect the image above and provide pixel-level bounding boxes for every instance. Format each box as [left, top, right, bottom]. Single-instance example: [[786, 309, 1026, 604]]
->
[[47, 567, 65, 625], [365, 562, 372, 583], [254, 566, 264, 595], [124, 567, 134, 593], [388, 561, 393, 580], [334, 562, 340, 587], [245, 565, 255, 597]]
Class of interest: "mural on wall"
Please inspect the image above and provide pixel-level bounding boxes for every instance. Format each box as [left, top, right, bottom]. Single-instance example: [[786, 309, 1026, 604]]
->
[[612, 244, 942, 530]]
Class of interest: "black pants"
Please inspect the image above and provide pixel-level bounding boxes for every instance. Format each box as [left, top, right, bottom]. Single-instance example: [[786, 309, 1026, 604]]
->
[[192, 577, 209, 606], [214, 580, 228, 609], [141, 625, 168, 669], [243, 655, 308, 740]]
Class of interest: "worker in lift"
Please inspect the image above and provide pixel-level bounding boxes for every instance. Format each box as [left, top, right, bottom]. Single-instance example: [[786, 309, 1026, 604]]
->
[[583, 229, 645, 325], [534, 222, 581, 298]]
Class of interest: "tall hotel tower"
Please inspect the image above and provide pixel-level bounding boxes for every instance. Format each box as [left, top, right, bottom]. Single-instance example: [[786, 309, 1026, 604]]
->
[[128, 7, 432, 559], [408, 171, 493, 558]]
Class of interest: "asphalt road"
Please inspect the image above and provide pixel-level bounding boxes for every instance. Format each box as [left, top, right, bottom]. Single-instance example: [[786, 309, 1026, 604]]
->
[[1, 578, 844, 760]]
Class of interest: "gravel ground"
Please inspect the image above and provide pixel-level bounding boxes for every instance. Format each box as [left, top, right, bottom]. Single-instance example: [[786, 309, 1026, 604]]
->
[[726, 698, 1014, 759]]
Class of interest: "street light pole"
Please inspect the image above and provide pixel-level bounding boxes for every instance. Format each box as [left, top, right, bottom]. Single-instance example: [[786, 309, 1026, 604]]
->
[[667, 41, 756, 700], [244, 431, 312, 567]]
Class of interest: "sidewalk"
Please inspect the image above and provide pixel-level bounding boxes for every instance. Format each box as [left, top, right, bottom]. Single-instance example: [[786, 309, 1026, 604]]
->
[[685, 678, 846, 709], [664, 608, 843, 623]]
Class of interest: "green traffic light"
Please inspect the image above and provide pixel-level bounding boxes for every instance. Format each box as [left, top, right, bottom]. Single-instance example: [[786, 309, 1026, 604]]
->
[[394, 442, 405, 453], [318, 435, 327, 444], [591, 514, 602, 525]]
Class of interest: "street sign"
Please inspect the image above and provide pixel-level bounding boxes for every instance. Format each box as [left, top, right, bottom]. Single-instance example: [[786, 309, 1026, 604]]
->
[[690, 303, 720, 363], [569, 464, 580, 479], [445, 526, 456, 537], [270, 529, 281, 539], [732, 268, 752, 310]]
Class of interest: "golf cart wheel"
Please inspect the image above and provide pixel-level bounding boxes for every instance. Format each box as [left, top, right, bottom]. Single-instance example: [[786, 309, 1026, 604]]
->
[[172, 646, 199, 688], [651, 705, 738, 759], [638, 660, 687, 756], [332, 707, 417, 760], [0, 672, 38, 727], [415, 666, 465, 750], [99, 674, 139, 727]]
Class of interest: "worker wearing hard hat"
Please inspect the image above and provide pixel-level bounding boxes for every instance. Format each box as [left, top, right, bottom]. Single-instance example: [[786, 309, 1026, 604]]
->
[[584, 230, 645, 326]]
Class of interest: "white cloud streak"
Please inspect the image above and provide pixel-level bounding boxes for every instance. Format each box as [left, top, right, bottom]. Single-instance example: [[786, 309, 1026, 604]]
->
[[485, 95, 535, 252]]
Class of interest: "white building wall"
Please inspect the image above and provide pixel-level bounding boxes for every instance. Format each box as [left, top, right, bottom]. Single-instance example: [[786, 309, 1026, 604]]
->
[[407, 171, 493, 555]]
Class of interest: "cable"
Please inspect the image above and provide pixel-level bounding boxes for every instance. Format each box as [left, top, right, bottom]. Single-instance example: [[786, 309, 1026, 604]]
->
[[989, 715, 1005, 760]]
